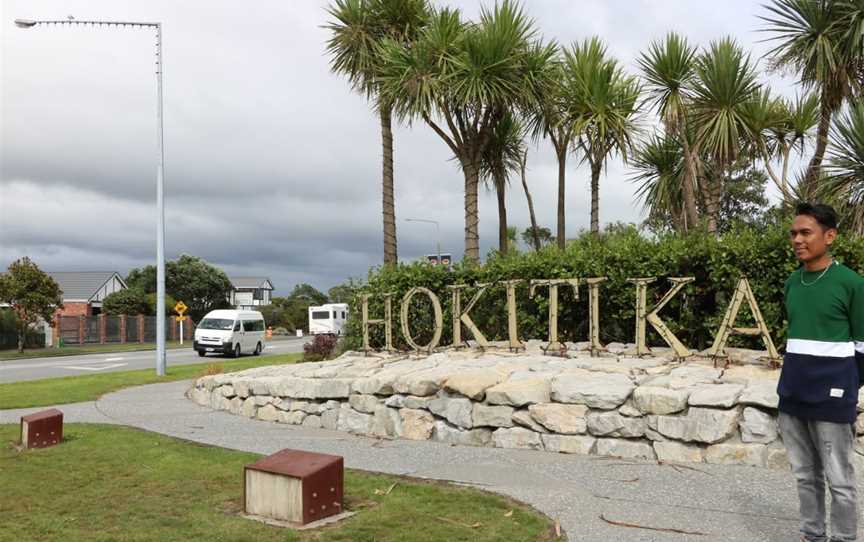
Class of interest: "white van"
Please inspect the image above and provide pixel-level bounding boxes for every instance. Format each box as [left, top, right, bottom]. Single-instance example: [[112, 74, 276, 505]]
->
[[194, 309, 265, 358], [308, 303, 348, 336]]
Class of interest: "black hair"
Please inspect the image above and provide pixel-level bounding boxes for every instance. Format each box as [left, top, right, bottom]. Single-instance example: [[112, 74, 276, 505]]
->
[[795, 202, 838, 231]]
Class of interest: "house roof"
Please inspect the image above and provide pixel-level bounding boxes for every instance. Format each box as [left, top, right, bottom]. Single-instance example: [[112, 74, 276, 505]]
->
[[230, 277, 274, 290], [47, 271, 126, 301]]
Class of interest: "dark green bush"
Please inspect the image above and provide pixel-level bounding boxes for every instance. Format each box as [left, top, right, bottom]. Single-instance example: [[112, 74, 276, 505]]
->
[[342, 224, 864, 353]]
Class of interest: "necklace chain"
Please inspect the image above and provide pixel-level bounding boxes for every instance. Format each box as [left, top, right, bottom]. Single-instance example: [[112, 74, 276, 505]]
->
[[800, 259, 835, 286]]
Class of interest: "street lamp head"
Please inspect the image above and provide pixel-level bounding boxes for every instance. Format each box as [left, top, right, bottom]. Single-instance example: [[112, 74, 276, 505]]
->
[[14, 19, 38, 28]]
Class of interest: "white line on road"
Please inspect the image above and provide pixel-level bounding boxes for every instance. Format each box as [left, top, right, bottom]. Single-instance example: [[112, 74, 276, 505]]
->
[[105, 357, 125, 362], [63, 363, 128, 372]]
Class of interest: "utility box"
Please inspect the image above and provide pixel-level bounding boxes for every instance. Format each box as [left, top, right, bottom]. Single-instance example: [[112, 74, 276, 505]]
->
[[244, 449, 344, 526], [20, 409, 63, 449]]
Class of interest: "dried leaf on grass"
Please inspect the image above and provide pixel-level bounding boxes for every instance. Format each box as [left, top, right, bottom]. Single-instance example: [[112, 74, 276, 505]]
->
[[436, 516, 482, 529], [599, 514, 706, 536], [503, 510, 513, 517], [373, 482, 398, 496]]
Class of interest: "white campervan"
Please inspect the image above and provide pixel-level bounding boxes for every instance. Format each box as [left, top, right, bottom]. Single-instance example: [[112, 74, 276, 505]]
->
[[194, 309, 265, 358], [308, 303, 348, 336]]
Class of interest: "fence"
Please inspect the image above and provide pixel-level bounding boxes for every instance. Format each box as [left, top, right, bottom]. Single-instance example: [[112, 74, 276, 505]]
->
[[52, 315, 195, 346]]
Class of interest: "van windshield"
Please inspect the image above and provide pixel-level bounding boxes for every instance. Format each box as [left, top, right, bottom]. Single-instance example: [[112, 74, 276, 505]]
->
[[199, 318, 235, 330]]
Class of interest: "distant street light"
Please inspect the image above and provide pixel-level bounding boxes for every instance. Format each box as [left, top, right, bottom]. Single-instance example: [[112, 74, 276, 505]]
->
[[15, 17, 169, 376], [404, 218, 441, 265]]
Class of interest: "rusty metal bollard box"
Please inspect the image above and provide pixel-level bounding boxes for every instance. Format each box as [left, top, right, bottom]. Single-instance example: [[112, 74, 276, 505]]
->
[[20, 409, 63, 449], [243, 449, 344, 525]]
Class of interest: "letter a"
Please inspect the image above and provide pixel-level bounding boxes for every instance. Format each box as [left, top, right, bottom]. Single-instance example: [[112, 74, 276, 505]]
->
[[708, 277, 780, 363]]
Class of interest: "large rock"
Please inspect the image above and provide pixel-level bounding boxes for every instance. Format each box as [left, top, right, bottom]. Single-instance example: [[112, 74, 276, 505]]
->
[[739, 383, 779, 409], [228, 396, 244, 415], [765, 445, 790, 470], [704, 441, 766, 467], [653, 441, 704, 463], [739, 407, 778, 444], [399, 408, 435, 440], [218, 385, 235, 398], [551, 371, 634, 409], [587, 411, 646, 438], [272, 378, 353, 399], [656, 407, 741, 444], [393, 366, 455, 396], [241, 398, 257, 418], [427, 397, 473, 429], [528, 404, 588, 434], [233, 380, 252, 398], [688, 384, 744, 408], [632, 386, 690, 415], [256, 404, 280, 422], [472, 404, 515, 428], [492, 427, 543, 450], [595, 438, 656, 460], [433, 421, 493, 447], [321, 409, 339, 430], [278, 410, 306, 425], [444, 368, 508, 400], [349, 394, 380, 414], [403, 396, 432, 410], [485, 378, 551, 407], [541, 434, 596, 455], [511, 410, 548, 433], [302, 415, 323, 429], [209, 393, 230, 411], [337, 408, 373, 434], [371, 405, 402, 437], [187, 387, 209, 406]]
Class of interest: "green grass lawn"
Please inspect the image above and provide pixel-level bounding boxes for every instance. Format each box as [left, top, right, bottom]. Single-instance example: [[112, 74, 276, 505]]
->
[[0, 341, 188, 361], [0, 424, 560, 542], [0, 353, 302, 410]]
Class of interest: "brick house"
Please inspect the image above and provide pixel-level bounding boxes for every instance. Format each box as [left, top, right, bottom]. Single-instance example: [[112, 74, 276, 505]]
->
[[49, 271, 128, 317]]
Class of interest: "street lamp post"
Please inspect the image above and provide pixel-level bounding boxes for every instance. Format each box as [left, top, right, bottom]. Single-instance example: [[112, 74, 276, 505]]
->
[[404, 218, 441, 264], [15, 18, 168, 376]]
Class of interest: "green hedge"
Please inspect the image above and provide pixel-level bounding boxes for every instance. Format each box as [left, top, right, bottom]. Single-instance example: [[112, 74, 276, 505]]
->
[[342, 224, 864, 353]]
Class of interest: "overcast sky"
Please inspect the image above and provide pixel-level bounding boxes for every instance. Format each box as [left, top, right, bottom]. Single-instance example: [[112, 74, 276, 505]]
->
[[0, 0, 799, 295]]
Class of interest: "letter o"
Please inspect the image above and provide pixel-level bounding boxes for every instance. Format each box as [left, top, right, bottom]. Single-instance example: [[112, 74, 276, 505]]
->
[[400, 287, 443, 351]]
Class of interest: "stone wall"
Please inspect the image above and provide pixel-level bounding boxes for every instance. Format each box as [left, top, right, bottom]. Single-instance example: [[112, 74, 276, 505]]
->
[[187, 342, 864, 469]]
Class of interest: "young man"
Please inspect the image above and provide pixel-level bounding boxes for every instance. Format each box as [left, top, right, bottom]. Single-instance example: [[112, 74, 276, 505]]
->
[[778, 202, 864, 542]]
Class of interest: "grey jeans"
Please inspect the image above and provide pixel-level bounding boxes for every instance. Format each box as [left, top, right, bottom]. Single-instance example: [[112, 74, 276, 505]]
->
[[779, 412, 859, 542]]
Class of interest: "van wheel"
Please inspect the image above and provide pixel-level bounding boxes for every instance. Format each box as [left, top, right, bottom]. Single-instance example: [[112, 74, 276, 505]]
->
[[233, 344, 241, 358], [198, 350, 206, 358], [254, 342, 262, 356]]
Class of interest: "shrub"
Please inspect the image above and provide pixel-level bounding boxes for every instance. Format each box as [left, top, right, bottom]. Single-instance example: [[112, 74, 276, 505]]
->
[[303, 334, 339, 362], [343, 223, 864, 353]]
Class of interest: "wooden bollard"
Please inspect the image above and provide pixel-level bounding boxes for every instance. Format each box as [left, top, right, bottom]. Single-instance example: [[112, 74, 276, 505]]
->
[[20, 409, 63, 449]]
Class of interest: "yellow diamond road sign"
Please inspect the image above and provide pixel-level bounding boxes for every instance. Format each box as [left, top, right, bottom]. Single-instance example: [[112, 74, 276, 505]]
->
[[174, 301, 188, 315]]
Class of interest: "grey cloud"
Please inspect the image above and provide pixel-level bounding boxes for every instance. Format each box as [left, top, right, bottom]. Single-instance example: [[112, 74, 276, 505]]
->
[[1, 0, 796, 293]]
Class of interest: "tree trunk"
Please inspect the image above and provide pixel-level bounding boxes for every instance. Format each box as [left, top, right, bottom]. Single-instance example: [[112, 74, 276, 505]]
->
[[803, 88, 832, 189], [678, 127, 700, 231], [17, 327, 25, 353], [380, 106, 398, 265], [705, 175, 722, 236], [463, 159, 481, 263], [495, 174, 508, 255], [556, 146, 567, 249], [520, 150, 541, 251], [590, 160, 602, 236]]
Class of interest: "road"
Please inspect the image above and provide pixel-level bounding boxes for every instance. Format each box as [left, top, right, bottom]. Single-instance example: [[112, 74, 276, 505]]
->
[[0, 337, 308, 383]]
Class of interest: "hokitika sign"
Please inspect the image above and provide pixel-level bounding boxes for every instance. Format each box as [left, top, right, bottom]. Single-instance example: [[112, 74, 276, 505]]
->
[[361, 276, 780, 363]]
